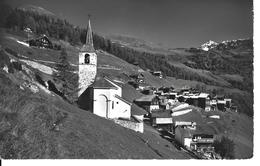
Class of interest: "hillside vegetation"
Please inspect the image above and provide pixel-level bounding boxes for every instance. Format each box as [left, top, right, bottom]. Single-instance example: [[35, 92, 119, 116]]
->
[[0, 48, 192, 159], [0, 4, 253, 116], [0, 4, 254, 159]]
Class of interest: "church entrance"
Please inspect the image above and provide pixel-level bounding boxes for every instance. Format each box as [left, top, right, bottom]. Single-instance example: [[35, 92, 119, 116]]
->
[[96, 94, 109, 118]]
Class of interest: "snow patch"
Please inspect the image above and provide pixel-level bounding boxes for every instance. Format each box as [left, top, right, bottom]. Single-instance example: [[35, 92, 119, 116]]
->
[[10, 58, 17, 63], [20, 59, 57, 75], [171, 109, 192, 116], [201, 40, 218, 51], [35, 82, 54, 96], [209, 115, 220, 119], [22, 82, 39, 93], [172, 103, 189, 112], [17, 40, 30, 47], [2, 65, 8, 73]]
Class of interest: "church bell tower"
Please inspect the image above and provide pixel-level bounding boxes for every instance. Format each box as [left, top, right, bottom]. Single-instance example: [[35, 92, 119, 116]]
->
[[78, 15, 97, 97]]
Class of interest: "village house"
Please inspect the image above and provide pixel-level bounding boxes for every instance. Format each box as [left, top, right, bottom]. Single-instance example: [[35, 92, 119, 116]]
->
[[129, 73, 145, 83], [157, 96, 171, 110], [151, 71, 163, 78], [27, 34, 53, 49], [150, 110, 174, 133], [134, 94, 160, 113], [174, 121, 197, 130], [138, 82, 151, 91], [175, 126, 215, 152], [190, 134, 215, 152], [224, 98, 232, 108], [217, 100, 226, 111], [175, 126, 194, 148]]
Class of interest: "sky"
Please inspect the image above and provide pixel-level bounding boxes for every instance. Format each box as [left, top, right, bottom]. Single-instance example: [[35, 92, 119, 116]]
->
[[7, 0, 253, 48]]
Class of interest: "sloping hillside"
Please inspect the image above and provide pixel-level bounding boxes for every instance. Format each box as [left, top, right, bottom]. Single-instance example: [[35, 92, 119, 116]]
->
[[0, 47, 191, 159], [172, 108, 253, 158], [97, 34, 253, 116]]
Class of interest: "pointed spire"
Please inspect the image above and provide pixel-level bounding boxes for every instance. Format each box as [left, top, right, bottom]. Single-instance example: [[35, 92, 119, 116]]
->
[[81, 14, 95, 52]]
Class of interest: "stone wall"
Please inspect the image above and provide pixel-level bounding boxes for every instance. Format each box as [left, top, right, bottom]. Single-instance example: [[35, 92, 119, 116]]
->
[[113, 118, 144, 133], [78, 64, 97, 97]]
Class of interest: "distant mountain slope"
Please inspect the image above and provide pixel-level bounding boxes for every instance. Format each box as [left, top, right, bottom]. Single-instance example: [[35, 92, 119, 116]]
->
[[18, 5, 56, 17]]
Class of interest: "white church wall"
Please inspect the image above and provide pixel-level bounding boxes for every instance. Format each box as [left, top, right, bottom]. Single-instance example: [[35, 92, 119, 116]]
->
[[93, 89, 111, 118], [110, 97, 131, 119]]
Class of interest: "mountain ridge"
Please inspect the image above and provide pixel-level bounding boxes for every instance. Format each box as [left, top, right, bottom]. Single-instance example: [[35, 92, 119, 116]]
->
[[18, 4, 56, 17]]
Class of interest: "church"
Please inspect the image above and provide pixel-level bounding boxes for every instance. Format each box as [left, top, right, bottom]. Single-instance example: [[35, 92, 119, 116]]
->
[[77, 17, 135, 121]]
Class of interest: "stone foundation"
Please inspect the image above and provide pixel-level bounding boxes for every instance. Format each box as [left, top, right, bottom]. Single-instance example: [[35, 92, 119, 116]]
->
[[113, 117, 144, 133]]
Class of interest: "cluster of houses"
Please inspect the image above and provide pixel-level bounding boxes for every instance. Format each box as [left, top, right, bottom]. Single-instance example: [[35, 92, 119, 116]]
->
[[70, 17, 234, 159], [130, 77, 236, 158]]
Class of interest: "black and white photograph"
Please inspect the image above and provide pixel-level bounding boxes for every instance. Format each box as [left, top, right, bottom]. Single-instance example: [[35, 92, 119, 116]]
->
[[0, 0, 256, 163]]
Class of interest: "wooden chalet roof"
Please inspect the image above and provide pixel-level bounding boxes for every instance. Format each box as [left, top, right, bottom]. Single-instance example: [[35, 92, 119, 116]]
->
[[151, 110, 172, 118]]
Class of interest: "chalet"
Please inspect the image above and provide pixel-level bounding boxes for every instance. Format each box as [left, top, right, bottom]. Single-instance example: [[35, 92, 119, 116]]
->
[[224, 98, 232, 108], [166, 92, 177, 100], [138, 82, 150, 91], [175, 126, 194, 148], [78, 77, 132, 119], [174, 121, 196, 130], [151, 110, 174, 132], [185, 96, 199, 107], [27, 34, 53, 49], [152, 71, 163, 78], [191, 134, 214, 152], [197, 93, 210, 109], [217, 100, 226, 111], [230, 105, 238, 112], [134, 94, 160, 113], [129, 73, 145, 83], [175, 126, 215, 151]]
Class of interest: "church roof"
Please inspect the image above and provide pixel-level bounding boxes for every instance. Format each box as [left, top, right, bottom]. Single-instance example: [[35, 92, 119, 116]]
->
[[81, 16, 95, 52], [114, 94, 132, 105], [131, 103, 148, 115], [90, 77, 118, 89]]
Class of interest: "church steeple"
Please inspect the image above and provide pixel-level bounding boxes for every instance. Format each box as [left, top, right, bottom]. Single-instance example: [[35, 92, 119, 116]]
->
[[78, 14, 97, 97], [81, 15, 94, 52]]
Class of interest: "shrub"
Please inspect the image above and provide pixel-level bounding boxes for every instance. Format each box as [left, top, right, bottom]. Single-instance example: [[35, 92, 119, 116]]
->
[[213, 136, 235, 159]]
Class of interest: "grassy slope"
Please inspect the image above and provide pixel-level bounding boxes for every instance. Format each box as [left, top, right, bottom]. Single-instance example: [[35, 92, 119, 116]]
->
[[0, 34, 191, 159], [173, 108, 253, 158], [0, 30, 253, 159], [0, 68, 191, 159]]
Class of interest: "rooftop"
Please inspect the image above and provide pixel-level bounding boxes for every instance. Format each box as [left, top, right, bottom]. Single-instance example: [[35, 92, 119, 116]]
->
[[135, 94, 157, 102], [90, 77, 117, 89], [114, 94, 132, 105], [151, 110, 172, 118], [175, 126, 194, 138], [131, 103, 148, 115]]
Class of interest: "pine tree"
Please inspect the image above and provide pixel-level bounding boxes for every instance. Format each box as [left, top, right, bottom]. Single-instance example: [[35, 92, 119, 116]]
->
[[55, 48, 72, 98], [213, 136, 235, 159]]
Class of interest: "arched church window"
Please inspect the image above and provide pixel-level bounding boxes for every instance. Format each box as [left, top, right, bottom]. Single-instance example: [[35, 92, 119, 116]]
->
[[84, 54, 90, 64]]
